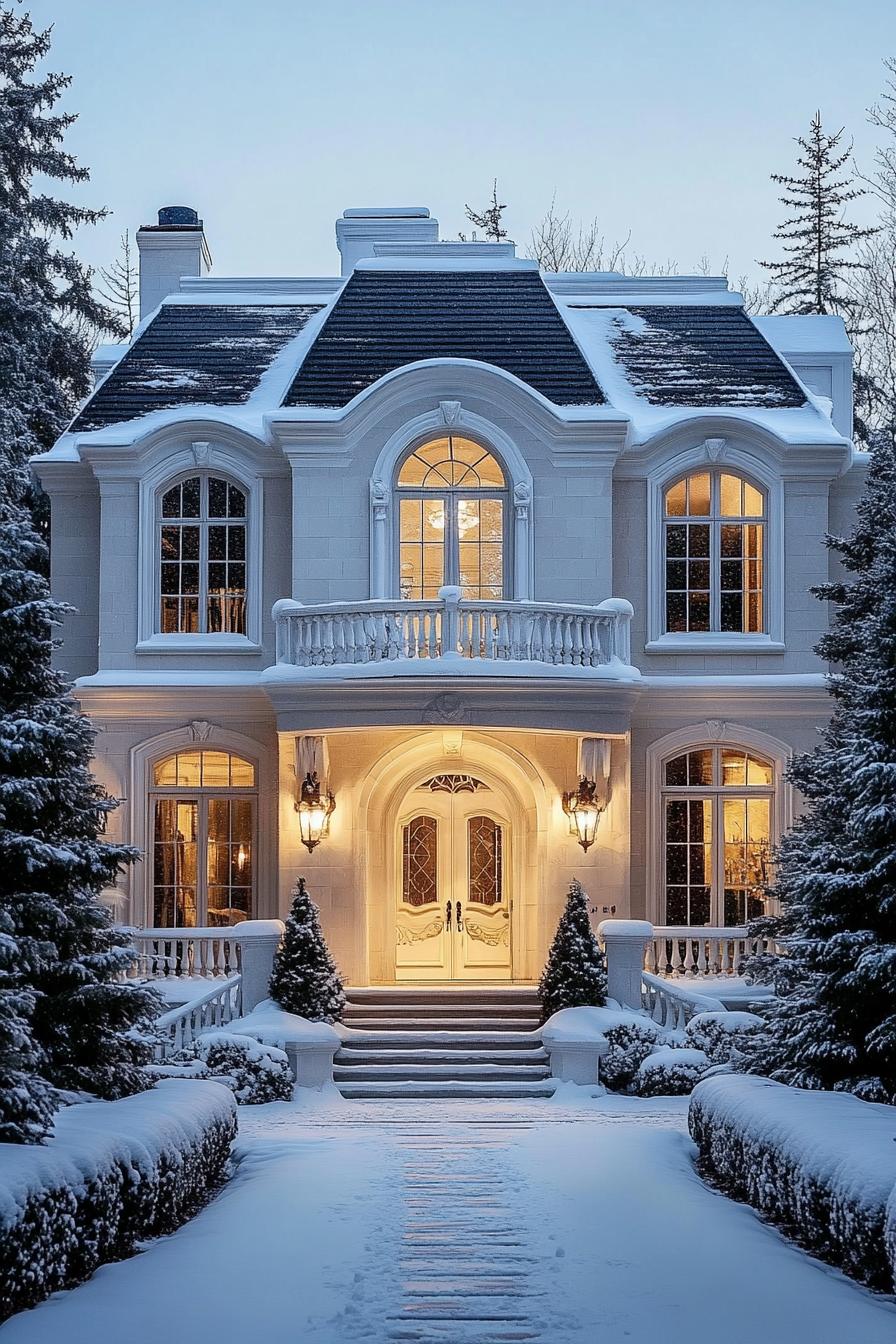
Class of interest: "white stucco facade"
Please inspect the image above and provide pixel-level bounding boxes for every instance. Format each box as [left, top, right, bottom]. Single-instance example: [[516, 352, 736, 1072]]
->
[[34, 206, 865, 984]]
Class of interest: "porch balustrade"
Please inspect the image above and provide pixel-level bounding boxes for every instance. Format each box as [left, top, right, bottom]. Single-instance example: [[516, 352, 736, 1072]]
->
[[130, 927, 244, 980], [152, 975, 242, 1061], [273, 589, 634, 671], [647, 926, 779, 979]]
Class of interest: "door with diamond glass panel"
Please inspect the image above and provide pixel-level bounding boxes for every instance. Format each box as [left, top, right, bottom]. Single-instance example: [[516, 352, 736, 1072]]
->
[[395, 776, 512, 980]]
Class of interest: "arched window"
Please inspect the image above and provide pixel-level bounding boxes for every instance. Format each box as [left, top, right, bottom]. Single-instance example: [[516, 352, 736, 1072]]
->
[[150, 749, 256, 928], [159, 475, 247, 635], [662, 744, 774, 927], [396, 435, 508, 600], [663, 471, 765, 634]]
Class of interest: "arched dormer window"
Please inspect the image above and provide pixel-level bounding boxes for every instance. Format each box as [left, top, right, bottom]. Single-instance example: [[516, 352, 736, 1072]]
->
[[159, 474, 247, 635], [663, 470, 765, 635], [395, 436, 508, 600]]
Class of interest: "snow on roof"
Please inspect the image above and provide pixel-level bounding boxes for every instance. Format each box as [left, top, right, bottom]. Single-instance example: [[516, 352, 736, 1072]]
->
[[40, 268, 848, 454], [753, 313, 854, 355]]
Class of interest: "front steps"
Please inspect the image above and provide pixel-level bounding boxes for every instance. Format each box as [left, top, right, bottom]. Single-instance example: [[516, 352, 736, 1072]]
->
[[335, 986, 554, 1099]]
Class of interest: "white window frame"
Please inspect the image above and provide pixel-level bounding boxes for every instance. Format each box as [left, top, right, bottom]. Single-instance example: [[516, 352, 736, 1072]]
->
[[149, 756, 257, 929], [368, 407, 534, 601], [644, 723, 793, 926], [645, 449, 785, 653], [129, 726, 272, 928], [659, 744, 775, 928], [137, 452, 263, 652], [394, 438, 511, 600]]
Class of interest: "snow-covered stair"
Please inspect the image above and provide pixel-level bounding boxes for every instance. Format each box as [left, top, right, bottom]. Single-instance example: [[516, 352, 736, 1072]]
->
[[335, 987, 554, 1099]]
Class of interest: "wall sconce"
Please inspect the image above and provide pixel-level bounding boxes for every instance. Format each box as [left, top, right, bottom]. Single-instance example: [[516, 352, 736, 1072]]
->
[[295, 771, 335, 852], [562, 777, 604, 852]]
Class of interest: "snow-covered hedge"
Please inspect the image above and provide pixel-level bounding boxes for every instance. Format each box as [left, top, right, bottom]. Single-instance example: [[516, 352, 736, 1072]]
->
[[637, 1046, 711, 1096], [600, 1021, 663, 1092], [0, 1079, 237, 1321], [685, 1011, 762, 1066], [690, 1074, 896, 1291], [167, 1032, 295, 1104]]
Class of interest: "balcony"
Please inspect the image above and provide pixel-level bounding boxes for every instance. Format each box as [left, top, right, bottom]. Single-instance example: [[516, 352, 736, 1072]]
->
[[272, 587, 635, 676]]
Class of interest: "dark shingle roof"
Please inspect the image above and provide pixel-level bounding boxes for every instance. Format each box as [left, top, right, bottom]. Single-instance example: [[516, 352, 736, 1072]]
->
[[284, 270, 605, 407], [71, 303, 323, 431], [572, 305, 806, 408]]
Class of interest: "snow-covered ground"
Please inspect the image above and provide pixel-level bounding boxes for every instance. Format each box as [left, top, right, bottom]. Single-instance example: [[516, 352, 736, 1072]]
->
[[3, 1091, 894, 1344]]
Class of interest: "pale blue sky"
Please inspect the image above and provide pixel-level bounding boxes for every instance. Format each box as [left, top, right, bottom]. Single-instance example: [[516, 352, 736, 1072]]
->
[[27, 0, 896, 283]]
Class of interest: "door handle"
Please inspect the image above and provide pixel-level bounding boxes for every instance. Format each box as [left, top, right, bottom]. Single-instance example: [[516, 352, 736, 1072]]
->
[[456, 900, 463, 932], [446, 899, 452, 931]]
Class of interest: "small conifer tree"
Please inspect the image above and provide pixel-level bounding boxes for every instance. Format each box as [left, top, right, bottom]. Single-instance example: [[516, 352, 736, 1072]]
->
[[539, 880, 607, 1022], [269, 878, 346, 1022]]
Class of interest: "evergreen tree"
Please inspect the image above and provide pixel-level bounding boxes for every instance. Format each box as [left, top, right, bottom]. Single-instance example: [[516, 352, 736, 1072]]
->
[[760, 111, 876, 317], [539, 880, 607, 1022], [0, 5, 120, 478], [748, 432, 896, 1103], [269, 878, 345, 1022], [0, 462, 159, 1140], [0, 937, 54, 1143], [464, 180, 509, 242]]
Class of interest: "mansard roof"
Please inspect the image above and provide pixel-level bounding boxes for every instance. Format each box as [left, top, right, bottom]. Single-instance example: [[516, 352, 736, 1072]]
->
[[71, 302, 322, 432], [282, 269, 606, 408], [66, 266, 819, 440], [563, 303, 806, 409]]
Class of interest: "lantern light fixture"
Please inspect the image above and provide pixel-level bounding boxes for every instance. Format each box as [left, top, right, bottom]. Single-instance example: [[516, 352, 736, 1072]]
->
[[295, 771, 335, 852], [562, 776, 604, 852]]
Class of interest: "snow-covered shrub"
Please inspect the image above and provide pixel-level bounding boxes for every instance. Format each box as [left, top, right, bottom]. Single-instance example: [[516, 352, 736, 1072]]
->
[[0, 1080, 236, 1321], [690, 1074, 896, 1291], [636, 1046, 711, 1096], [685, 1011, 762, 1066], [180, 1033, 294, 1104], [600, 1021, 662, 1092]]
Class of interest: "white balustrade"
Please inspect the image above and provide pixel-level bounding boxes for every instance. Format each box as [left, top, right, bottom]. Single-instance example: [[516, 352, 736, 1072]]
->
[[641, 971, 726, 1030], [130, 927, 244, 980], [646, 926, 778, 979], [153, 975, 242, 1061], [272, 592, 634, 671]]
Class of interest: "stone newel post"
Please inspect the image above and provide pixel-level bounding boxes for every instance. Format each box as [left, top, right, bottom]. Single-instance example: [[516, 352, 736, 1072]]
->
[[236, 920, 285, 1012], [599, 919, 653, 1011]]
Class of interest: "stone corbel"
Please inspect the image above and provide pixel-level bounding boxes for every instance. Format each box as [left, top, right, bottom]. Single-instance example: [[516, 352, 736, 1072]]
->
[[513, 481, 532, 521], [703, 437, 727, 463], [439, 400, 461, 426], [370, 478, 389, 521], [191, 441, 211, 466]]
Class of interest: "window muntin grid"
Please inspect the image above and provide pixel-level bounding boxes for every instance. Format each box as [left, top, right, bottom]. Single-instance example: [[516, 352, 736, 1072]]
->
[[662, 746, 774, 927], [402, 815, 439, 907], [468, 815, 503, 907], [664, 471, 765, 634], [159, 475, 247, 635], [151, 750, 256, 928], [396, 437, 507, 601]]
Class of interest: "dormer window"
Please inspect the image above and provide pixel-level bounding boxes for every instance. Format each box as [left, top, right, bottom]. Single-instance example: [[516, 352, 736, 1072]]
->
[[663, 471, 765, 634], [159, 475, 247, 635], [395, 436, 508, 600]]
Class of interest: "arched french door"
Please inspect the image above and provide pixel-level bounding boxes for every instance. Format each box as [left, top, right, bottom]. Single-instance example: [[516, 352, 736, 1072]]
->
[[395, 774, 512, 981]]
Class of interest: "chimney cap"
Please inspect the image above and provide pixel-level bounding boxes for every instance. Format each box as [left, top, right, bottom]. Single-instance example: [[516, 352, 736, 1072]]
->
[[157, 205, 202, 228]]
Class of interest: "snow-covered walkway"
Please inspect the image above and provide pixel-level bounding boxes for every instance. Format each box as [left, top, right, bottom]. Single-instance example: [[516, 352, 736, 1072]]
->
[[3, 1092, 895, 1344]]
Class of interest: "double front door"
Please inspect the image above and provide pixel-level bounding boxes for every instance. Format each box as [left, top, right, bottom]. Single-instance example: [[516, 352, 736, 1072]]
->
[[395, 780, 512, 980]]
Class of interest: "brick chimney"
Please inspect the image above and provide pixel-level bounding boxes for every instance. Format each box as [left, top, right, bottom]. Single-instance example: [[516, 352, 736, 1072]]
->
[[136, 206, 212, 319]]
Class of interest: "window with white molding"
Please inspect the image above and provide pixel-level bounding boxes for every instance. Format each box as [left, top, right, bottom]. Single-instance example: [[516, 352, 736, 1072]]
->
[[661, 744, 775, 927], [150, 749, 256, 928], [394, 436, 510, 599], [158, 474, 247, 635], [646, 462, 784, 652]]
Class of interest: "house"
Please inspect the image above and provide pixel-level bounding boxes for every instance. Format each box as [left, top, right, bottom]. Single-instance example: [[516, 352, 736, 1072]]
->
[[34, 204, 863, 987]]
